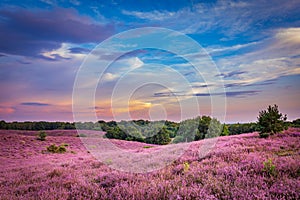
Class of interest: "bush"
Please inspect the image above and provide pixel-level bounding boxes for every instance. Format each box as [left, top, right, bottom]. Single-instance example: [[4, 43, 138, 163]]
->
[[257, 104, 287, 138], [47, 144, 67, 153], [37, 131, 47, 141], [262, 158, 277, 177]]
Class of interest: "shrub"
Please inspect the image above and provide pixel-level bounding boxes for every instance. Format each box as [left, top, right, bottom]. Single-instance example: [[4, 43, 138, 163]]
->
[[37, 131, 47, 141], [47, 144, 67, 153], [143, 145, 153, 148], [262, 158, 277, 177], [257, 104, 287, 138]]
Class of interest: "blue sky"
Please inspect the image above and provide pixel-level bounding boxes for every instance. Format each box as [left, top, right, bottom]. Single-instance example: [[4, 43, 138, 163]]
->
[[0, 0, 299, 123]]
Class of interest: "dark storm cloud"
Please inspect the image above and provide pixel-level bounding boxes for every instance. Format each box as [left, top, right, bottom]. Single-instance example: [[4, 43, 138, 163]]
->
[[0, 7, 115, 57]]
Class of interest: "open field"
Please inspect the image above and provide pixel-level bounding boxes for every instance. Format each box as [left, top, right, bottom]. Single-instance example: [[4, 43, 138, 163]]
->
[[0, 129, 299, 199]]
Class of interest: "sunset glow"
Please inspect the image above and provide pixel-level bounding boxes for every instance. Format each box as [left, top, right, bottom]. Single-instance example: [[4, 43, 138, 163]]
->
[[0, 0, 299, 123]]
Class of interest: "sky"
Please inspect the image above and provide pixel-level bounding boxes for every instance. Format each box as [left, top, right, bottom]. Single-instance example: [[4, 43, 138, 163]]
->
[[0, 0, 299, 123]]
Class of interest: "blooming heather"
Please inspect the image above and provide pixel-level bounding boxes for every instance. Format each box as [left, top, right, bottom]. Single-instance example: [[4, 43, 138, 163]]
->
[[0, 129, 299, 199]]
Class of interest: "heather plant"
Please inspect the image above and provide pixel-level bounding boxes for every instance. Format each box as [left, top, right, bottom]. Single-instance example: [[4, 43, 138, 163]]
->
[[37, 131, 47, 141], [183, 161, 190, 172], [1, 129, 299, 199], [257, 104, 287, 138]]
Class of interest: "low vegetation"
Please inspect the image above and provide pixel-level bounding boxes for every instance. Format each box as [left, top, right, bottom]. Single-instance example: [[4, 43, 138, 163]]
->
[[0, 128, 299, 199], [46, 144, 67, 153]]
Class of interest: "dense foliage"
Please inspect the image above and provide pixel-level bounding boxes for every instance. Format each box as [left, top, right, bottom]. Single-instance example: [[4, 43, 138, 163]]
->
[[173, 116, 227, 143], [103, 116, 228, 144], [0, 120, 76, 130], [227, 122, 258, 135], [104, 120, 174, 145], [257, 104, 287, 138]]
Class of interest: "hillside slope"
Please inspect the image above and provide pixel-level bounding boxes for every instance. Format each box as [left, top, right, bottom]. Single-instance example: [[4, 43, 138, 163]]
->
[[0, 129, 299, 199]]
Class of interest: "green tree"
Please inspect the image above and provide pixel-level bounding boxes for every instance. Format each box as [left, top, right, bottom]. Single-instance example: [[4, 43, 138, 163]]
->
[[292, 118, 300, 128], [145, 127, 171, 145], [206, 118, 222, 138], [172, 135, 185, 143], [197, 116, 211, 140], [257, 104, 287, 138], [176, 118, 198, 142], [220, 124, 229, 136]]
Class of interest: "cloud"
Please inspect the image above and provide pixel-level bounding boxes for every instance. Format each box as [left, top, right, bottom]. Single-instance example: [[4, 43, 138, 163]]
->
[[121, 0, 300, 36], [0, 7, 115, 57], [128, 57, 143, 70], [206, 42, 259, 55], [0, 106, 15, 115], [21, 102, 51, 106], [122, 10, 175, 21], [152, 87, 260, 98], [98, 57, 144, 83], [153, 91, 184, 97], [68, 47, 91, 54], [213, 27, 300, 87], [101, 72, 119, 82], [218, 70, 246, 79], [193, 90, 260, 98]]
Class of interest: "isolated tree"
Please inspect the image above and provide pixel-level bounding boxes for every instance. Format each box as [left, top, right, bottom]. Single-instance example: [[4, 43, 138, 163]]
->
[[257, 104, 287, 138]]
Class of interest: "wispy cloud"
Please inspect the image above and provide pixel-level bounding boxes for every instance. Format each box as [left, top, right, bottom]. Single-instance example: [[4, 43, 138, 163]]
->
[[122, 10, 175, 21], [20, 102, 51, 106], [68, 47, 91, 54], [121, 0, 300, 36], [214, 27, 300, 86], [153, 90, 260, 98]]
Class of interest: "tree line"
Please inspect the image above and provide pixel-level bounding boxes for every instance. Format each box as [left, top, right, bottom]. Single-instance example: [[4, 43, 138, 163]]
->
[[1, 109, 299, 145]]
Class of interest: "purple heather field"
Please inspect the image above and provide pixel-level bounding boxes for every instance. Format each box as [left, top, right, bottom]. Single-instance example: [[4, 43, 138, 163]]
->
[[0, 129, 299, 200]]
